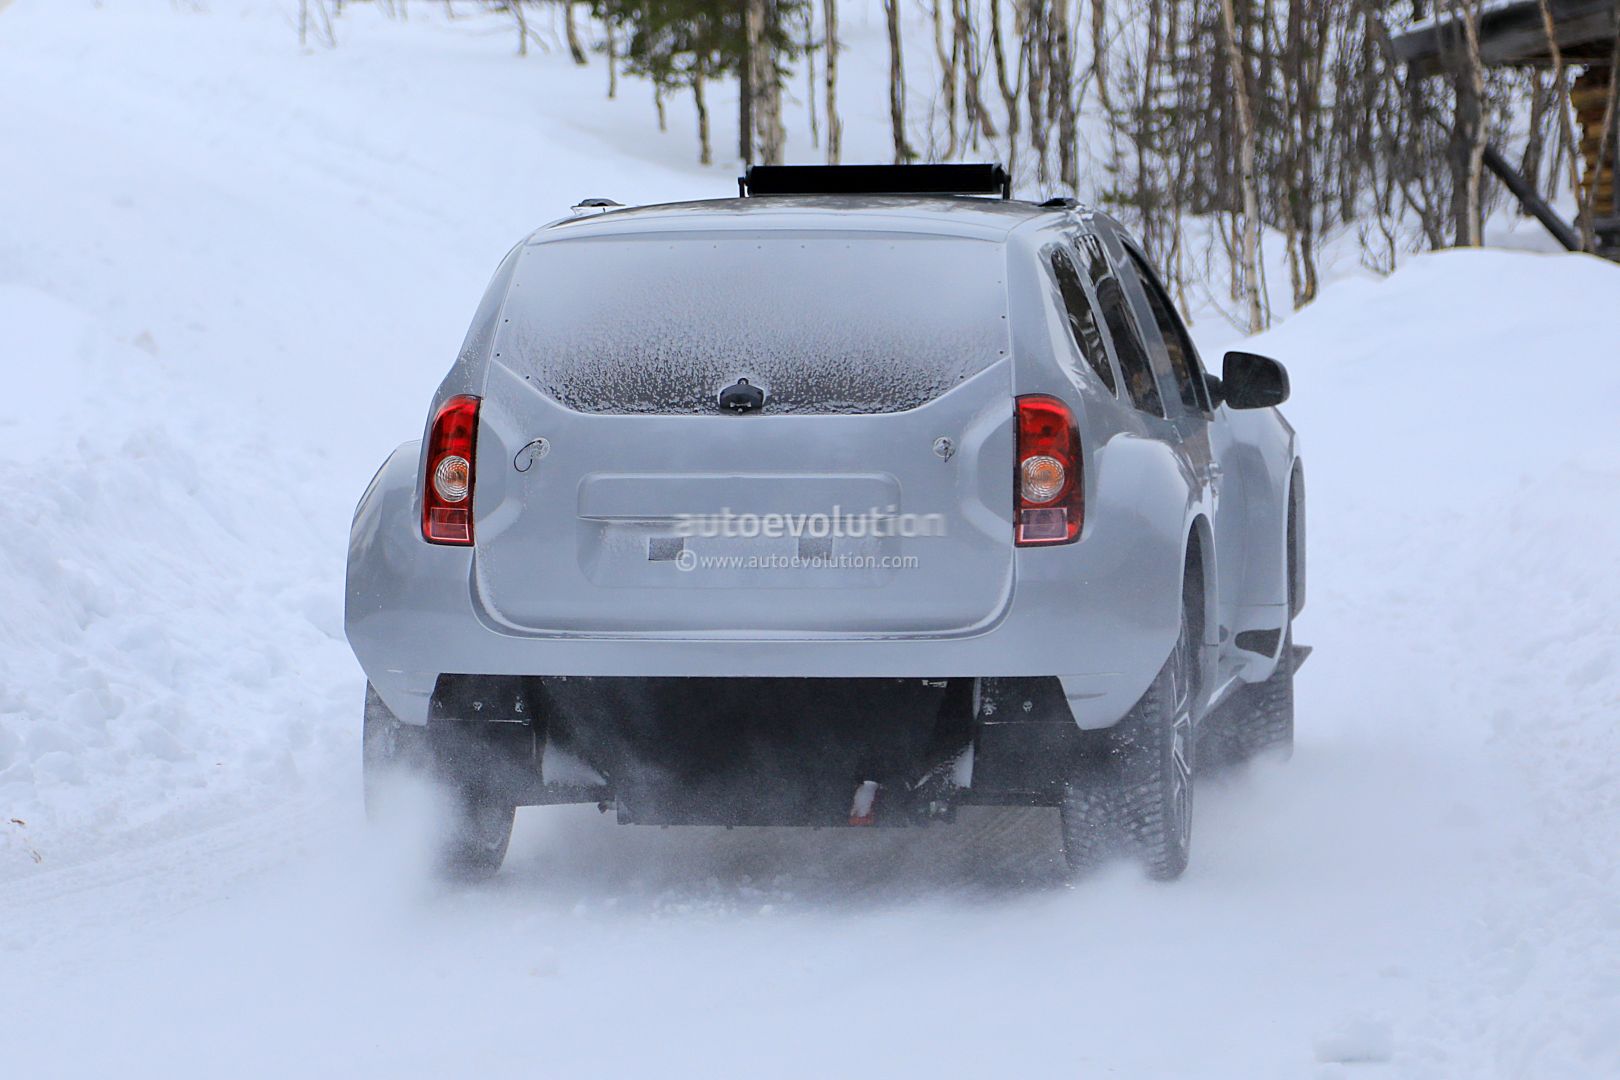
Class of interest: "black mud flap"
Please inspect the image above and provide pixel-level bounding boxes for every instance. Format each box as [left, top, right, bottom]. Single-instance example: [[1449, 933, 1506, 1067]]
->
[[428, 674, 606, 806], [964, 676, 1086, 806]]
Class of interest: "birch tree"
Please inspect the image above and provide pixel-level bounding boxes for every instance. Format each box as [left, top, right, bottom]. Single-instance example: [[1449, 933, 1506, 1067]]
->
[[823, 0, 842, 163], [1217, 0, 1265, 331], [884, 0, 916, 162]]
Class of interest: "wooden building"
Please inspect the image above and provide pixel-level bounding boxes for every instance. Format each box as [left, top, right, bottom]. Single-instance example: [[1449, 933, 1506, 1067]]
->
[[1392, 0, 1620, 259]]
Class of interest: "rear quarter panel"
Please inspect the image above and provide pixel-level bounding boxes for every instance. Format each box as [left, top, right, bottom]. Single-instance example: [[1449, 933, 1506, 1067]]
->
[[1004, 222, 1202, 714]]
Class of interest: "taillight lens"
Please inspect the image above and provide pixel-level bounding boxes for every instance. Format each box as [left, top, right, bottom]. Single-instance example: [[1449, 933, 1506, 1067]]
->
[[422, 395, 480, 545], [1015, 395, 1082, 545]]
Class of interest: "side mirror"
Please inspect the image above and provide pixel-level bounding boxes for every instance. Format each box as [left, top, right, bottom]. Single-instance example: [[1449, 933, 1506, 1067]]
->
[[1222, 351, 1290, 409]]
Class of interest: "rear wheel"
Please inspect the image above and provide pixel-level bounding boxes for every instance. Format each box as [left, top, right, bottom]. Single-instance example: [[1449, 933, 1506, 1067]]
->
[[1060, 607, 1196, 881], [363, 684, 429, 821], [362, 684, 515, 880], [435, 787, 516, 881]]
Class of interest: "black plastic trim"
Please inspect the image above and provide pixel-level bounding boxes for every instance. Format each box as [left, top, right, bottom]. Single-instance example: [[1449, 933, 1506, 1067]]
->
[[740, 163, 1013, 199], [1234, 628, 1283, 658]]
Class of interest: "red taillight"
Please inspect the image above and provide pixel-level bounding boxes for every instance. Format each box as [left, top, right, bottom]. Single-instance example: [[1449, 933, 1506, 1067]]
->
[[1015, 395, 1083, 546], [422, 395, 480, 545]]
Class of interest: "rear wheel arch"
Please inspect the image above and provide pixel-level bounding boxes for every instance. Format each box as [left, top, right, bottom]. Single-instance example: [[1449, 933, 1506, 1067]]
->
[[1184, 517, 1215, 645], [1183, 518, 1216, 704], [1288, 460, 1306, 618]]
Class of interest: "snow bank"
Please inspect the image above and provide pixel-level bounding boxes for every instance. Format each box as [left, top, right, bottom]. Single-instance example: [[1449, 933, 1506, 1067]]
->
[[0, 282, 354, 859]]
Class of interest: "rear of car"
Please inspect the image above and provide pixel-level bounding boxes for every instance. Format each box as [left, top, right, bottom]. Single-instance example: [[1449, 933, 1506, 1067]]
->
[[346, 167, 1299, 879], [473, 223, 1017, 637]]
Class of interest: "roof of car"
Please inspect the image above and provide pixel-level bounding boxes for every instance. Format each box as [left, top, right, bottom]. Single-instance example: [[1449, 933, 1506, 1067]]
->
[[536, 195, 1076, 243]]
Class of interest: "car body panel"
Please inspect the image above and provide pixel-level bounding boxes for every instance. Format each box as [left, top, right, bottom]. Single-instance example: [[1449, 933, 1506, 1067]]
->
[[473, 358, 1017, 635]]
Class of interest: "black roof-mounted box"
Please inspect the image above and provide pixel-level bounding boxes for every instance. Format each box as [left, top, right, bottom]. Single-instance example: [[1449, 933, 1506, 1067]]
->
[[740, 163, 1013, 199]]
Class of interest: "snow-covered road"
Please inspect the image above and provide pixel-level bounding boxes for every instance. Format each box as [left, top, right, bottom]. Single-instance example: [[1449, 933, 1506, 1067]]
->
[[4, 3, 1618, 1076]]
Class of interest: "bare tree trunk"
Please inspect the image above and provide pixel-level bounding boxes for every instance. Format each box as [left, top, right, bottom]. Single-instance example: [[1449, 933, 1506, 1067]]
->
[[740, 0, 757, 163], [563, 2, 587, 66], [606, 20, 618, 99], [299, 0, 333, 48], [884, 0, 915, 163], [655, 84, 667, 132], [1280, 1, 1326, 306], [1217, 0, 1265, 332], [958, 0, 995, 142], [823, 0, 842, 163], [694, 72, 712, 165], [1283, 206, 1303, 308], [932, 0, 959, 158], [1522, 69, 1553, 201], [1448, 0, 1486, 247], [1293, 6, 1317, 302], [1091, 0, 1109, 114], [806, 11, 819, 148], [1132, 0, 1161, 249], [989, 0, 1019, 135], [754, 0, 785, 164], [1052, 0, 1075, 190], [1536, 0, 1588, 246], [511, 0, 528, 57], [1025, 0, 1048, 183], [1299, 10, 1327, 302]]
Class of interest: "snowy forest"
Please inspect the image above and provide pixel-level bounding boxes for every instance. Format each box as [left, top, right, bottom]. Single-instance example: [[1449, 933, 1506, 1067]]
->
[[299, 0, 1619, 330]]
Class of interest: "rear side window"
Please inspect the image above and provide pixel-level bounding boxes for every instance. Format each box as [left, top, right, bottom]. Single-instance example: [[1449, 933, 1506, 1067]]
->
[[1125, 249, 1210, 415], [1047, 246, 1116, 394], [1078, 234, 1162, 417]]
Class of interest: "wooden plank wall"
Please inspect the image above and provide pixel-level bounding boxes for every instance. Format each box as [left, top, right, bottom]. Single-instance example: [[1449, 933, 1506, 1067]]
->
[[1573, 66, 1616, 216]]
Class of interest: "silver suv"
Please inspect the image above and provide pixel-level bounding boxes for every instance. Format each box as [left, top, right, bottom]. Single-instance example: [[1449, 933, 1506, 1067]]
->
[[346, 164, 1307, 880]]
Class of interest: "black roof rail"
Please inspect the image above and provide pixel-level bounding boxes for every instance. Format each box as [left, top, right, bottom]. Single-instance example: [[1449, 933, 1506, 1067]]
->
[[739, 163, 1013, 200]]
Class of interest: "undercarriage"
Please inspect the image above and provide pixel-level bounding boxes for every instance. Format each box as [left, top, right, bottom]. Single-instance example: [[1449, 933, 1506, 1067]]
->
[[423, 674, 1092, 828]]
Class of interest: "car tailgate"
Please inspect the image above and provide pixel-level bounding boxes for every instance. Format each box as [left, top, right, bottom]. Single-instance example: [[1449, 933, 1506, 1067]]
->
[[471, 360, 1014, 636]]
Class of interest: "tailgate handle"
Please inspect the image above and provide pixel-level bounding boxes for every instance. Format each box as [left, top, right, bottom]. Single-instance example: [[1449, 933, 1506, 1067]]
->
[[718, 378, 765, 413]]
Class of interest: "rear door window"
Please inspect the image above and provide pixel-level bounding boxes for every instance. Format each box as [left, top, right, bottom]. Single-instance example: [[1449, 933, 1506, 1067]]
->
[[1046, 246, 1116, 394], [1124, 248, 1211, 415], [498, 232, 1010, 415], [1077, 235, 1162, 417]]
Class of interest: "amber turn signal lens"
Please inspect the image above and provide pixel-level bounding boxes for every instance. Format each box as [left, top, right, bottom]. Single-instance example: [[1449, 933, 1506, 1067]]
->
[[433, 454, 471, 502], [1020, 454, 1067, 504]]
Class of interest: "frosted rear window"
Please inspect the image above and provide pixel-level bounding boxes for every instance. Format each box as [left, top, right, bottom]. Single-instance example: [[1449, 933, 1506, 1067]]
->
[[495, 232, 1009, 414]]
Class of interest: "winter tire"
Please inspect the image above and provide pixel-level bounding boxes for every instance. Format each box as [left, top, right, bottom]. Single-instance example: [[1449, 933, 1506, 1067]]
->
[[1060, 605, 1196, 880], [362, 683, 516, 880]]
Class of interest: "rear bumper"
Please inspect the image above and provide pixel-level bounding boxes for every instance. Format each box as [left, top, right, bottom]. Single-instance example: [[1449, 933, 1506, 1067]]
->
[[346, 443, 1182, 730]]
